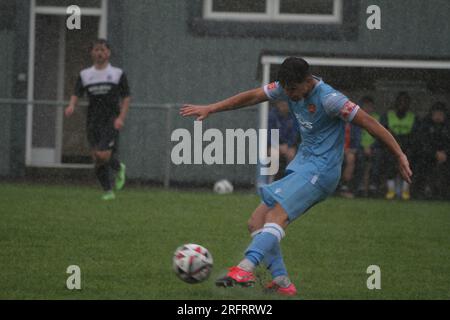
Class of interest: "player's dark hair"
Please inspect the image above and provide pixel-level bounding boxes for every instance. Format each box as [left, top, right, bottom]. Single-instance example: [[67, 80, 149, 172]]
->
[[89, 38, 111, 51], [395, 91, 410, 104], [431, 101, 447, 113], [277, 57, 311, 87]]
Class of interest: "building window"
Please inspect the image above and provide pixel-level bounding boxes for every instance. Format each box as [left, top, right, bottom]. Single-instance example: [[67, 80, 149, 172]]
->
[[36, 0, 102, 7], [203, 0, 342, 24]]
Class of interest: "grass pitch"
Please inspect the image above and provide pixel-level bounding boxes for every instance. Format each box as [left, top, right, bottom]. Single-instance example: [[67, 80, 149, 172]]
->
[[0, 183, 449, 300]]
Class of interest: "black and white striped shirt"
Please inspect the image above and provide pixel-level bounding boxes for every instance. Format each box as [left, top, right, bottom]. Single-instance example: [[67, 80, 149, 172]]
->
[[74, 64, 130, 125]]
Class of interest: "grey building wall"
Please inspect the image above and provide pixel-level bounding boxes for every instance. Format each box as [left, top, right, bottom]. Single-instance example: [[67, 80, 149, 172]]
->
[[111, 0, 450, 105], [108, 0, 450, 185], [1, 0, 450, 183], [0, 0, 29, 178], [119, 105, 259, 185], [0, 30, 14, 176], [10, 0, 30, 178]]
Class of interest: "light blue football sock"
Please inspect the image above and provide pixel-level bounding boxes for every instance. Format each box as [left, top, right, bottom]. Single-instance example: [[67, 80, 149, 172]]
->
[[265, 242, 288, 278], [244, 223, 285, 267], [252, 229, 288, 278]]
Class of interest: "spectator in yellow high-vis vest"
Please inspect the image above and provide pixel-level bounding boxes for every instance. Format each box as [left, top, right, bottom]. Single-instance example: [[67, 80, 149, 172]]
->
[[380, 92, 418, 200]]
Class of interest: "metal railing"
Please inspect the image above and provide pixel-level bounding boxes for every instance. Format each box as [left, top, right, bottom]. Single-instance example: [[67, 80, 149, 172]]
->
[[0, 98, 259, 188]]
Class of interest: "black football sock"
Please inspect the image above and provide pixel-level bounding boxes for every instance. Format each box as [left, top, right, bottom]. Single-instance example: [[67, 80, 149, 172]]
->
[[109, 153, 121, 172], [95, 164, 112, 191]]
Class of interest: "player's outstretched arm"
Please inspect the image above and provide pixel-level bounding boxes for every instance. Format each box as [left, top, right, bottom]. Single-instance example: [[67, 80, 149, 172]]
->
[[352, 108, 413, 184], [115, 96, 131, 130], [180, 88, 268, 121], [64, 95, 79, 117]]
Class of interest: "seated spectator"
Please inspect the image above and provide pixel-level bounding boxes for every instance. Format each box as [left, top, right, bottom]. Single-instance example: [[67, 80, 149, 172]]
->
[[380, 92, 418, 200], [267, 100, 299, 182], [355, 96, 382, 197], [339, 122, 361, 198], [416, 102, 450, 200]]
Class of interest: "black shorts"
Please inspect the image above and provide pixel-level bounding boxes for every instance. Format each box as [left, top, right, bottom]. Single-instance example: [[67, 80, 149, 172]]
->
[[87, 122, 119, 151]]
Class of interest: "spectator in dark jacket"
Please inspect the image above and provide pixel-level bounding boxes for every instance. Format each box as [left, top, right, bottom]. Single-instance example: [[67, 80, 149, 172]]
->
[[416, 102, 450, 199], [338, 121, 361, 198]]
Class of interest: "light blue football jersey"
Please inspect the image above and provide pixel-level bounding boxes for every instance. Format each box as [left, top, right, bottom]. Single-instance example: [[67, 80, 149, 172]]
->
[[263, 77, 360, 193]]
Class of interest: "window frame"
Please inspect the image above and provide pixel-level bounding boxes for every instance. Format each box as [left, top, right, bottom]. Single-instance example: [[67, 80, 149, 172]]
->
[[203, 0, 343, 24]]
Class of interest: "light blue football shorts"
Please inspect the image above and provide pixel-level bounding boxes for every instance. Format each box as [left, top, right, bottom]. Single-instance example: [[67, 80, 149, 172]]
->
[[259, 170, 331, 222]]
